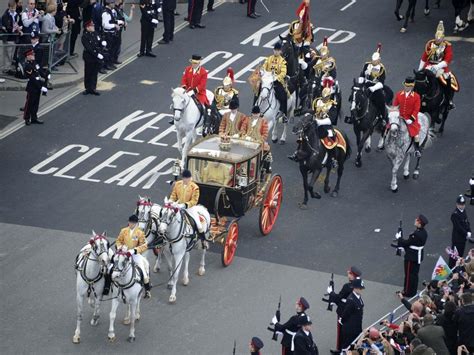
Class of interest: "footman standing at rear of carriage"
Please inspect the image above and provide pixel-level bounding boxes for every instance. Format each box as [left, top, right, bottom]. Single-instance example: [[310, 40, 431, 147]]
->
[[394, 214, 428, 297]]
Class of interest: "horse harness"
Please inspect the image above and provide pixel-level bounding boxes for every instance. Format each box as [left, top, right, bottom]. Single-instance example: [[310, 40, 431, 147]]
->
[[111, 252, 144, 304]]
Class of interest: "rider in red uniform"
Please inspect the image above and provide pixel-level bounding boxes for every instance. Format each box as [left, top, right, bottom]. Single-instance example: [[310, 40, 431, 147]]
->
[[418, 21, 455, 109], [393, 77, 422, 157], [176, 54, 210, 124]]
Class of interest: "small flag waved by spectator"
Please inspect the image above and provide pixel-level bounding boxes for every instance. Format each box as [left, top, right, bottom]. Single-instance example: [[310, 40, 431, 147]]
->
[[432, 256, 452, 280]]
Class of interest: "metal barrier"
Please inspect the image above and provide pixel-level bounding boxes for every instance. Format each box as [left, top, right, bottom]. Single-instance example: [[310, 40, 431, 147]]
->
[[0, 30, 77, 77]]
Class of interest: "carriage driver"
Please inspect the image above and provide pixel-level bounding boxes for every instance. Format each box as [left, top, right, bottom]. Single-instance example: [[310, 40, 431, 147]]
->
[[103, 215, 152, 299], [262, 42, 289, 122], [392, 77, 422, 157], [169, 169, 207, 242]]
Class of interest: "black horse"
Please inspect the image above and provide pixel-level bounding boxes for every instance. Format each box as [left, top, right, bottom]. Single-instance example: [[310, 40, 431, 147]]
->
[[346, 79, 388, 168], [413, 69, 450, 134], [292, 113, 352, 208], [203, 104, 222, 137]]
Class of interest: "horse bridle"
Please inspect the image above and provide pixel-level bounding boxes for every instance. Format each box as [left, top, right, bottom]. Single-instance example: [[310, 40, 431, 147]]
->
[[352, 86, 370, 121], [295, 119, 319, 156], [257, 84, 275, 115], [111, 250, 139, 291], [136, 199, 153, 234], [157, 204, 187, 244], [89, 234, 109, 261], [171, 95, 190, 121]]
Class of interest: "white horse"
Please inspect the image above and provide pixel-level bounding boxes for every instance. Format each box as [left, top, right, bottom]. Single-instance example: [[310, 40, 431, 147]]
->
[[107, 247, 145, 343], [257, 70, 296, 144], [155, 198, 210, 303], [171, 87, 214, 166], [385, 109, 434, 192], [73, 231, 111, 344], [136, 195, 164, 273]]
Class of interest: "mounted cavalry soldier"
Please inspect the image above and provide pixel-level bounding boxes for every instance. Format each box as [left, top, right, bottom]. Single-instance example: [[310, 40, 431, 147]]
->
[[313, 37, 337, 83], [262, 42, 289, 122], [219, 96, 248, 137], [272, 297, 310, 355], [169, 169, 208, 242], [176, 54, 210, 124], [214, 67, 239, 113], [103, 215, 152, 299], [392, 77, 422, 157], [358, 43, 391, 126], [418, 21, 457, 110]]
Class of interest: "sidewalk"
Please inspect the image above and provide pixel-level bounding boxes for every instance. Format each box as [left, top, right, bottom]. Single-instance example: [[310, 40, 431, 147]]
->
[[0, 0, 223, 133]]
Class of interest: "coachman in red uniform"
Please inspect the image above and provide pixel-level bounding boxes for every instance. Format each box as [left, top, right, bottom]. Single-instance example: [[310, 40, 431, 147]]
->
[[181, 54, 209, 106], [393, 77, 422, 157]]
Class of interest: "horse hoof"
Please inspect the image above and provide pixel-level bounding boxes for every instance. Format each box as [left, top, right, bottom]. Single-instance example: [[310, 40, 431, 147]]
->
[[90, 319, 99, 326], [324, 186, 331, 194], [169, 295, 176, 303], [136, 314, 140, 321], [182, 278, 189, 286], [127, 336, 135, 343], [413, 173, 419, 180], [279, 140, 286, 145], [167, 284, 173, 290], [391, 187, 398, 193], [198, 267, 205, 276], [108, 335, 116, 343], [123, 318, 131, 325], [403, 174, 410, 180], [331, 191, 339, 198], [355, 160, 362, 168], [298, 203, 308, 210], [72, 336, 80, 344], [365, 146, 371, 153], [272, 138, 278, 143], [311, 192, 322, 199]]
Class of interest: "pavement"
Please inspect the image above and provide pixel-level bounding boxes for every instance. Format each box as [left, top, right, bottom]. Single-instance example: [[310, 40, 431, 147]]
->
[[0, 0, 473, 353]]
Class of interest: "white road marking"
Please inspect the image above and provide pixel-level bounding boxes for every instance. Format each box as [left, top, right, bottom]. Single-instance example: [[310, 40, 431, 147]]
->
[[340, 0, 357, 11]]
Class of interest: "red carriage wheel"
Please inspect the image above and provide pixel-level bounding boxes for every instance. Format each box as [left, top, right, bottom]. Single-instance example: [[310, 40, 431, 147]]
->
[[259, 175, 283, 236], [221, 221, 239, 267]]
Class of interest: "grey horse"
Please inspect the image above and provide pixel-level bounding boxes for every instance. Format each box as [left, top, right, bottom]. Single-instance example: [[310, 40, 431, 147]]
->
[[385, 110, 434, 192]]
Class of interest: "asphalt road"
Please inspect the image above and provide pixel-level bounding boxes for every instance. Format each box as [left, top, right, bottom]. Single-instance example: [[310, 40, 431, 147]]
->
[[0, 0, 473, 353]]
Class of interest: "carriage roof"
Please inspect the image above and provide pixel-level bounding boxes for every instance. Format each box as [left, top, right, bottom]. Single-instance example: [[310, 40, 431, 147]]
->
[[187, 136, 262, 163]]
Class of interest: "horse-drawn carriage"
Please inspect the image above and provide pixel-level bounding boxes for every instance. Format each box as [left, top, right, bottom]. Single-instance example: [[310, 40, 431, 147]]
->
[[185, 135, 283, 266]]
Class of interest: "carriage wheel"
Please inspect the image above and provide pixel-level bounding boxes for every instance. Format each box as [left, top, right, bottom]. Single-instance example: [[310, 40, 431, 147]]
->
[[221, 221, 239, 267], [259, 175, 283, 236], [214, 187, 226, 223]]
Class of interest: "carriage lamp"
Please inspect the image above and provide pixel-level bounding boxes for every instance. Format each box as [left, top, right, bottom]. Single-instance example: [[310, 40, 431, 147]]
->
[[172, 159, 181, 177]]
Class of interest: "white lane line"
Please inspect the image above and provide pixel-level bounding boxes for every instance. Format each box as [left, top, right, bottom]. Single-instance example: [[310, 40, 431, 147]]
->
[[340, 0, 357, 11], [0, 1, 225, 141]]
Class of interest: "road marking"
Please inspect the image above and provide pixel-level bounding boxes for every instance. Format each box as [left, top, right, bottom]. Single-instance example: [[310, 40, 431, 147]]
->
[[340, 0, 357, 11], [140, 80, 158, 85], [0, 1, 225, 141], [445, 35, 474, 43]]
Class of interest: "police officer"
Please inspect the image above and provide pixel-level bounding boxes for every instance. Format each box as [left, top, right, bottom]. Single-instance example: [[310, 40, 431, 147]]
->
[[328, 266, 362, 354], [273, 297, 310, 355], [23, 48, 48, 125], [394, 214, 429, 297], [81, 20, 104, 96], [249, 336, 264, 354], [339, 278, 365, 350], [449, 195, 472, 268], [102, 0, 122, 69], [293, 314, 319, 355]]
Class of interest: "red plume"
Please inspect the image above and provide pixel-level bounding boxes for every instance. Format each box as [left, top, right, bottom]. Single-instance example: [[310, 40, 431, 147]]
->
[[376, 42, 382, 53], [323, 36, 328, 47], [226, 67, 235, 83]]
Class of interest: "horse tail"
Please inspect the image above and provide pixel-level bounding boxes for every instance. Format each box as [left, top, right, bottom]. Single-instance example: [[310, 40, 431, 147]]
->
[[421, 113, 435, 149], [340, 130, 352, 161]]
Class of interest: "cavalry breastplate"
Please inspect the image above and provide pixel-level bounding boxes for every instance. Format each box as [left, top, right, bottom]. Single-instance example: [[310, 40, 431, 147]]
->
[[428, 43, 445, 63], [216, 88, 235, 108], [365, 64, 383, 81]]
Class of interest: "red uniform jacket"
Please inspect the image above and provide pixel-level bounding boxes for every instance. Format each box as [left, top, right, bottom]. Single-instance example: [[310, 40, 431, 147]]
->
[[181, 65, 209, 105], [393, 90, 421, 138], [421, 40, 452, 73]]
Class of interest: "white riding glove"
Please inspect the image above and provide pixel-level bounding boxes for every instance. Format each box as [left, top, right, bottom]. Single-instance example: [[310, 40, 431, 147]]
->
[[406, 119, 413, 124], [298, 58, 308, 70], [327, 285, 333, 293], [177, 203, 186, 209], [97, 53, 104, 60], [151, 18, 159, 24], [271, 315, 278, 325], [101, 40, 107, 47], [131, 248, 137, 254], [395, 231, 402, 240], [357, 77, 365, 85], [467, 232, 472, 240], [41, 86, 48, 93], [186, 91, 194, 97], [158, 7, 162, 12], [117, 20, 124, 26]]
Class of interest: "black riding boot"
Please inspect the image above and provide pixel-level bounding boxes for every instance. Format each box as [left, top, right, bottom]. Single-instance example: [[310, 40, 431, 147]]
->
[[103, 272, 112, 295], [445, 77, 455, 110], [414, 141, 422, 158], [288, 151, 299, 162]]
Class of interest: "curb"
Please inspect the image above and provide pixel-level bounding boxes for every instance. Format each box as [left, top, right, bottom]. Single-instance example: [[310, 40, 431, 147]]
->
[[0, 76, 83, 91]]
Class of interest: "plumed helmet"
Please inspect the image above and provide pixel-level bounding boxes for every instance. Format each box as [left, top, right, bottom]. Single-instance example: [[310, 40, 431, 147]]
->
[[435, 21, 445, 40], [320, 37, 329, 57], [371, 43, 382, 62]]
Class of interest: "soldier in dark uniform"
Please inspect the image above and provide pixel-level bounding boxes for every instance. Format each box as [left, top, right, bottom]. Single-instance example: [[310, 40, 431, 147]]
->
[[395, 214, 429, 297], [138, 0, 158, 57], [293, 314, 319, 355], [273, 297, 310, 355], [246, 0, 260, 18], [449, 195, 472, 268], [81, 20, 104, 96], [23, 48, 48, 125], [339, 278, 365, 350], [328, 266, 362, 354], [249, 336, 264, 355], [159, 0, 176, 44], [188, 0, 205, 28], [29, 31, 44, 68]]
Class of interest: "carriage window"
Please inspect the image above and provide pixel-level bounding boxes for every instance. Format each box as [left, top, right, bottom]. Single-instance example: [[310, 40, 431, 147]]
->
[[189, 159, 233, 186], [236, 163, 248, 187], [248, 157, 257, 184]]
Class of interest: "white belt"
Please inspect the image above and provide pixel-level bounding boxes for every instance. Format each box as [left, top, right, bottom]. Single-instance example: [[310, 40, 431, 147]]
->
[[286, 330, 296, 351], [409, 245, 424, 264]]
